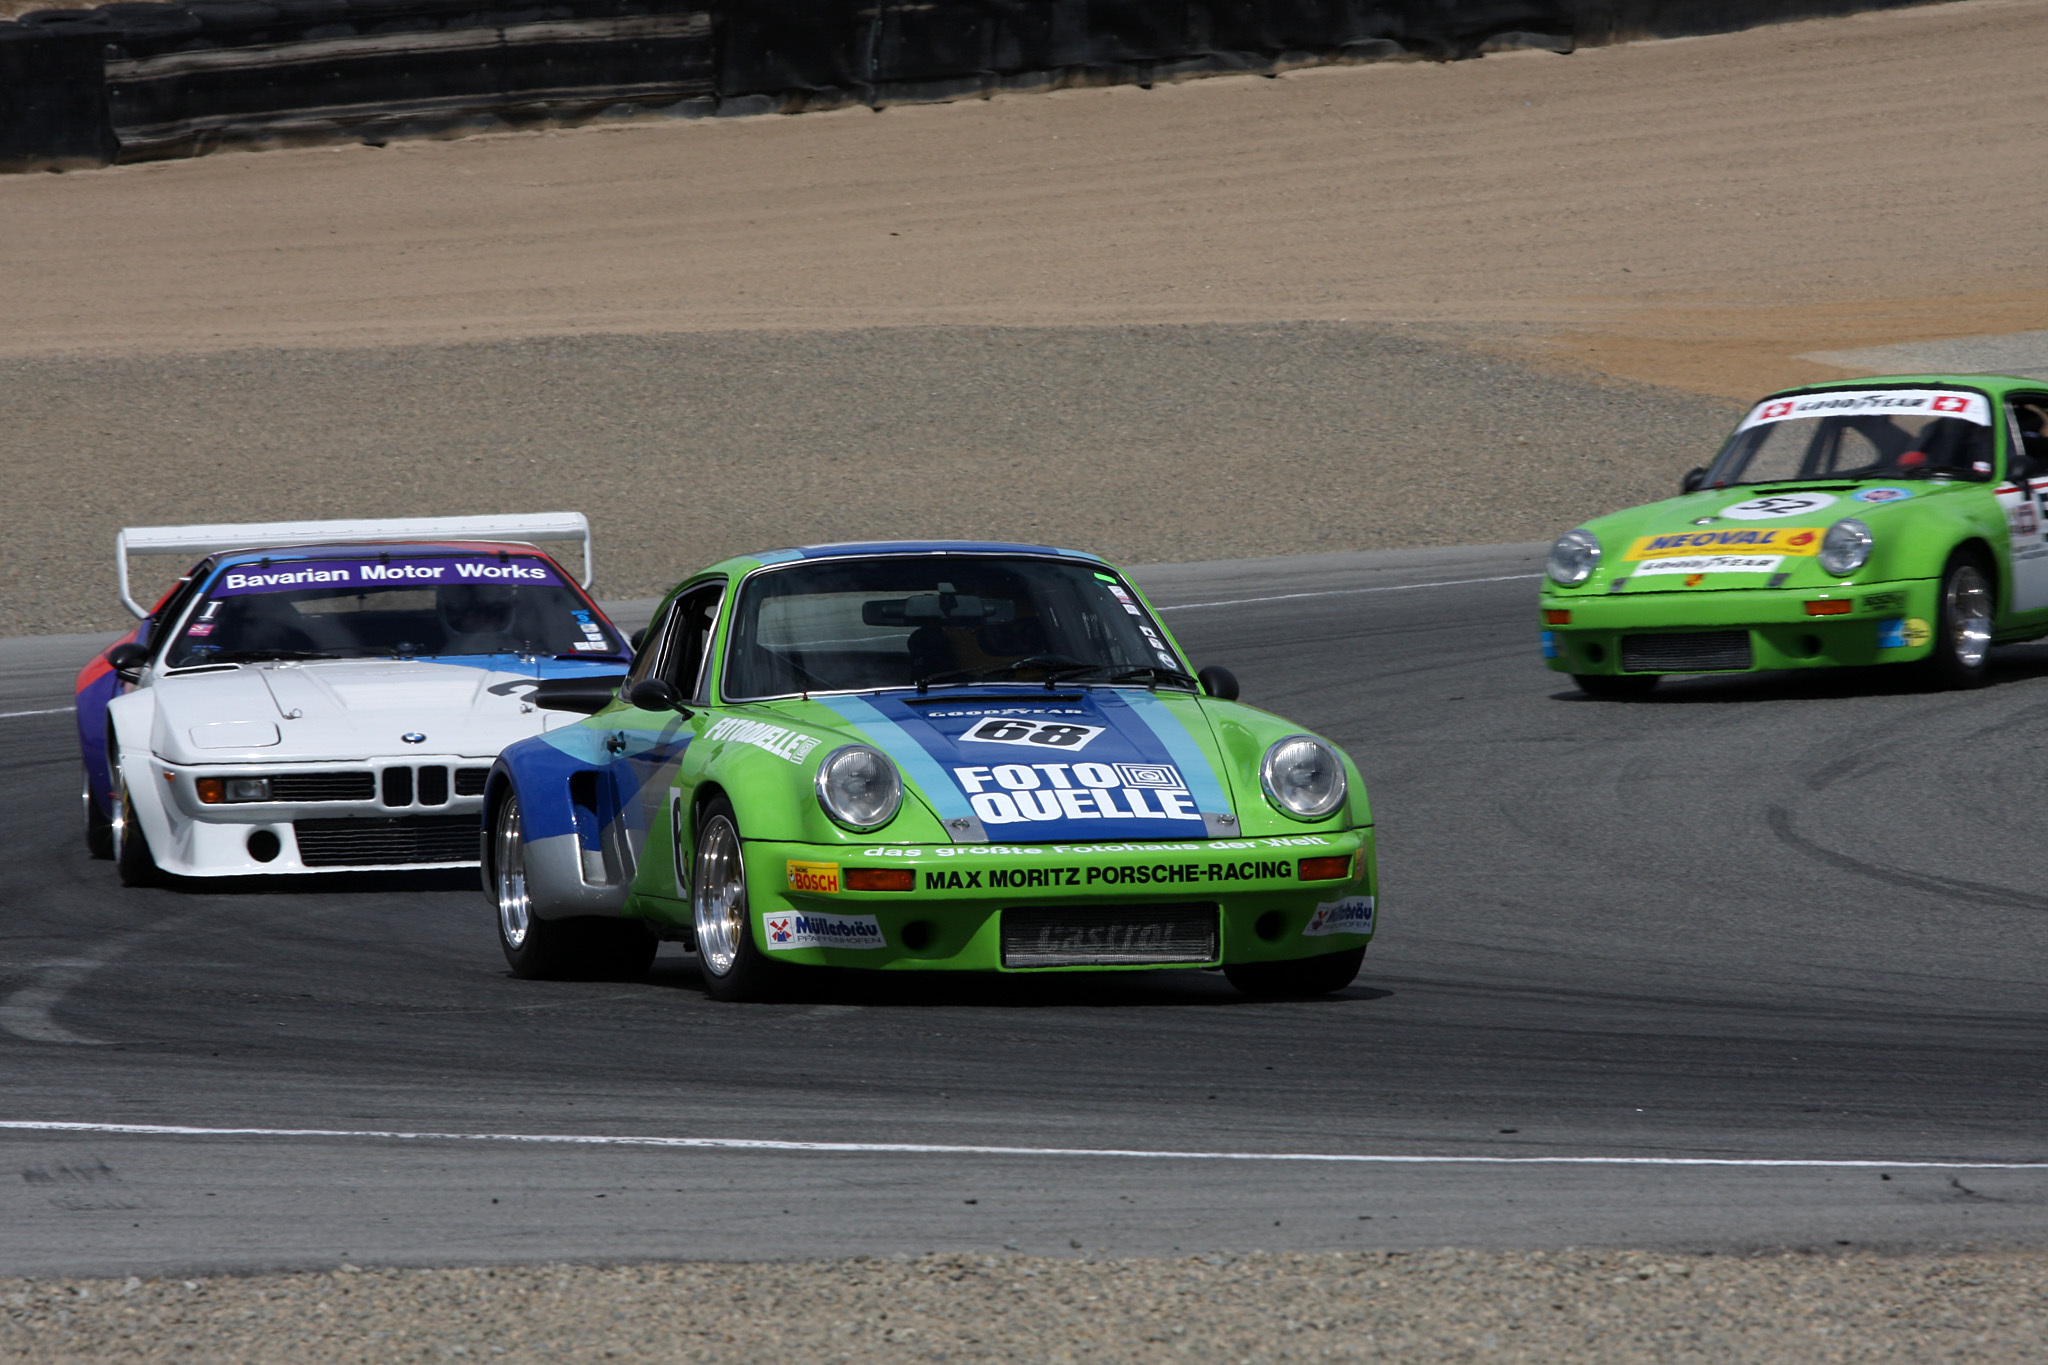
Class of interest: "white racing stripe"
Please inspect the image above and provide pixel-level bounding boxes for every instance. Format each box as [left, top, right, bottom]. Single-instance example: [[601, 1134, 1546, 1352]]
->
[[0, 1120, 2039, 1170], [0, 706, 70, 720], [1155, 574, 1541, 612]]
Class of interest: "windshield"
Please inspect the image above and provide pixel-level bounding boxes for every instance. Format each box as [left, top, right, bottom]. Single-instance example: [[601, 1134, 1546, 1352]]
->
[[722, 555, 1186, 700], [1705, 388, 1995, 487], [164, 552, 622, 668]]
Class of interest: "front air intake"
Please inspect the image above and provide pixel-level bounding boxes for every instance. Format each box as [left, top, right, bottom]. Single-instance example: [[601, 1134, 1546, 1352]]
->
[[1619, 631, 1753, 673], [1000, 904, 1220, 969], [293, 816, 477, 867]]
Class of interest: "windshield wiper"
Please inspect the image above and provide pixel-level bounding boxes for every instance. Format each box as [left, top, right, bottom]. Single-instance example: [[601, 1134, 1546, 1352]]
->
[[914, 654, 1090, 695], [1107, 664, 1200, 690], [198, 649, 346, 664], [1046, 663, 1200, 690]]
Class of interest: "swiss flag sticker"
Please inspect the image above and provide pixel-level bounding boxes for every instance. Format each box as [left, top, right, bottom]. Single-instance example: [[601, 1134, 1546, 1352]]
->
[[1760, 401, 1796, 420], [1931, 395, 1969, 413]]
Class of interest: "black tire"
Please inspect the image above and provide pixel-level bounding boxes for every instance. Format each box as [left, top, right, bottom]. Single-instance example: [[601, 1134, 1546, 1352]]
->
[[1224, 947, 1366, 998], [1921, 554, 1994, 690], [691, 796, 786, 1002], [1574, 673, 1659, 700], [108, 747, 161, 887], [490, 792, 657, 981], [83, 764, 113, 860]]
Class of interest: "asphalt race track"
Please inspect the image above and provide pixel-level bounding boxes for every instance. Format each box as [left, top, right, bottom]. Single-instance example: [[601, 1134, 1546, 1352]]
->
[[3, 544, 2045, 1279]]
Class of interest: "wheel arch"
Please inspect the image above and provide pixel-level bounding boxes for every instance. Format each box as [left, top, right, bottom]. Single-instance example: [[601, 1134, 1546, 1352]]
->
[[1938, 536, 2004, 626], [104, 693, 176, 856], [692, 779, 731, 833]]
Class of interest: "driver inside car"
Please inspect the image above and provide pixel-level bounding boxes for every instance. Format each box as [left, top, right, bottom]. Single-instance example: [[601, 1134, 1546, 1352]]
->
[[436, 584, 519, 654]]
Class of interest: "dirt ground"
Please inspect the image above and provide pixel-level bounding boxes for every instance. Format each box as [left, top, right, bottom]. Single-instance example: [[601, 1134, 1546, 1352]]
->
[[0, 324, 1739, 634], [8, 1248, 2048, 1364], [2, 0, 2041, 399]]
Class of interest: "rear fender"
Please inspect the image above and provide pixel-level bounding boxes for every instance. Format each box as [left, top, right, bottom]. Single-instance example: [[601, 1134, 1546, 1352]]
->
[[74, 626, 144, 817], [485, 735, 629, 921]]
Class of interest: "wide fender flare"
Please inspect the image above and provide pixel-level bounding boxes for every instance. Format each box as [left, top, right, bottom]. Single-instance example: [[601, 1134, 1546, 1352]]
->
[[683, 725, 958, 850], [106, 691, 177, 855], [74, 639, 134, 816], [1870, 498, 2000, 589], [707, 771, 815, 847], [484, 736, 627, 922]]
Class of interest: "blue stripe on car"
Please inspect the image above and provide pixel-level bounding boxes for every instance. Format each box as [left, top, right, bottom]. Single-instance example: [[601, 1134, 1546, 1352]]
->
[[847, 690, 1225, 842], [1116, 690, 1235, 816]]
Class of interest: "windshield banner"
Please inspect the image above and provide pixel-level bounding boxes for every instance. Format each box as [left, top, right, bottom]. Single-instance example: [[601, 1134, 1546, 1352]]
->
[[208, 555, 561, 596], [1738, 389, 1991, 431]]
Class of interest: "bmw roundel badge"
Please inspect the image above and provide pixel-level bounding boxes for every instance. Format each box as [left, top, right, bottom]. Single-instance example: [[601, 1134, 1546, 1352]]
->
[[402, 732, 427, 744]]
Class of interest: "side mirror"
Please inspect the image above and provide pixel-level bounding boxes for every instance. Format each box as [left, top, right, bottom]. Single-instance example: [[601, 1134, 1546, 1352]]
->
[[529, 674, 625, 714], [1681, 466, 1707, 494], [1197, 665, 1240, 701], [106, 640, 150, 682], [627, 677, 690, 714]]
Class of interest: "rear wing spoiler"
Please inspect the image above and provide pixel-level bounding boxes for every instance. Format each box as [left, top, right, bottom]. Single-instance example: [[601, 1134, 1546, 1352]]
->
[[116, 512, 594, 618]]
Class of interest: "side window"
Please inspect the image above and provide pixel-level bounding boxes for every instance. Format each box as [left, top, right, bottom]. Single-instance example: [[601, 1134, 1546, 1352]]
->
[[659, 585, 726, 702], [145, 559, 213, 656], [623, 600, 675, 689], [2010, 398, 2048, 475]]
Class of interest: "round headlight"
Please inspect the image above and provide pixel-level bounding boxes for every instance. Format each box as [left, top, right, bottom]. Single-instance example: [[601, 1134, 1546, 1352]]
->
[[1818, 518, 1873, 577], [1260, 736, 1347, 822], [814, 745, 902, 831], [1547, 529, 1602, 587]]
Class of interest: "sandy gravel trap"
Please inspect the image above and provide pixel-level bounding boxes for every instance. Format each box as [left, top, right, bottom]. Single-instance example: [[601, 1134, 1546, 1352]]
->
[[5, 1248, 2048, 1362]]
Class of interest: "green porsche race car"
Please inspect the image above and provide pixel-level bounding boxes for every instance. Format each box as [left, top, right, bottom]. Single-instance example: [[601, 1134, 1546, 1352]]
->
[[484, 541, 1375, 1000], [1541, 374, 2048, 696]]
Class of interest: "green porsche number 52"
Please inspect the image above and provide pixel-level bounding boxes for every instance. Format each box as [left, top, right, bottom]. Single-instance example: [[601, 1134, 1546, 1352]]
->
[[1541, 375, 2048, 695]]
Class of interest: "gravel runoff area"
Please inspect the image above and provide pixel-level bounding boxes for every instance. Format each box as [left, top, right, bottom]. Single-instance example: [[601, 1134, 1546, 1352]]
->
[[0, 322, 1738, 636], [5, 1248, 2046, 1362]]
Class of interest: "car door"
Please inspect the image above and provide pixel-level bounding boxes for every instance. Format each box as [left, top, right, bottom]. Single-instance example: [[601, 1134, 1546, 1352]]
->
[[609, 581, 725, 909], [2000, 394, 2048, 616]]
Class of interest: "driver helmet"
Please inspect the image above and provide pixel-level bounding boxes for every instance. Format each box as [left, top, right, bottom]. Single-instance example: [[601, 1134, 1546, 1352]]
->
[[438, 584, 515, 637]]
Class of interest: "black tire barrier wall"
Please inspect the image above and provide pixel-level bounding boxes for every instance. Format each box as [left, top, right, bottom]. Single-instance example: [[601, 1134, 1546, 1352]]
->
[[0, 0, 1959, 171], [0, 22, 118, 168], [1, 0, 712, 168]]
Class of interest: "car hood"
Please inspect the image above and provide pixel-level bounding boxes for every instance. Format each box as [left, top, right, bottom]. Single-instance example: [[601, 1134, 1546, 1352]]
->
[[785, 688, 1244, 843], [146, 657, 615, 764], [1585, 482, 1954, 592]]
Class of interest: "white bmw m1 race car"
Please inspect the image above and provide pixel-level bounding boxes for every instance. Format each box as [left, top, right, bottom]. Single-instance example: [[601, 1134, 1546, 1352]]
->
[[76, 514, 631, 883]]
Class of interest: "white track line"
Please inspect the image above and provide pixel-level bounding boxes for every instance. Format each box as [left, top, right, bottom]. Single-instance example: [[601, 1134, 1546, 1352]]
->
[[0, 706, 69, 720], [1155, 573, 1542, 612], [0, 1121, 2039, 1170]]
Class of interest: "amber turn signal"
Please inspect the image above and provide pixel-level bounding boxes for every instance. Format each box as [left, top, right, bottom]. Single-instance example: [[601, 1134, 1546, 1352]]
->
[[1803, 599, 1853, 616], [1298, 855, 1352, 881], [1543, 609, 1572, 625], [195, 777, 224, 804], [844, 868, 916, 892]]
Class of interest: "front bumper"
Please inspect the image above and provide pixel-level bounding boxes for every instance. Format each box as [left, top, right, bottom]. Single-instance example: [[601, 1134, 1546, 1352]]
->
[[719, 828, 1378, 972], [141, 753, 489, 876], [1539, 578, 1938, 675]]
